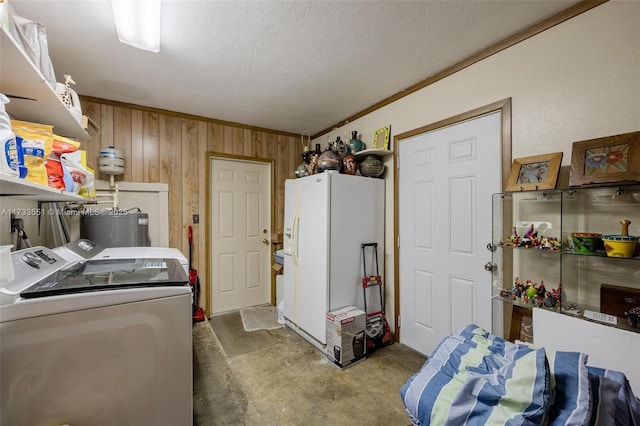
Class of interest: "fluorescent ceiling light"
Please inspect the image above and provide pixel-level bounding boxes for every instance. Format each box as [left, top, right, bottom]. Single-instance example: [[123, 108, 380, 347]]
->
[[111, 0, 161, 53]]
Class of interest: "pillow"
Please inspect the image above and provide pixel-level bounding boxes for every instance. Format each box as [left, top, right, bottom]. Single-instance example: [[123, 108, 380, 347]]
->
[[545, 350, 592, 426], [588, 371, 620, 426], [587, 366, 640, 426], [400, 324, 551, 425]]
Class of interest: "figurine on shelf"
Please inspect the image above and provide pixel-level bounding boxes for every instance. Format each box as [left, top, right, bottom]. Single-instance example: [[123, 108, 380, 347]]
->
[[524, 223, 535, 239], [519, 224, 538, 248], [508, 227, 519, 245], [512, 277, 522, 296], [544, 291, 558, 308], [624, 307, 640, 327], [502, 277, 561, 308], [537, 236, 561, 251], [537, 282, 546, 298]]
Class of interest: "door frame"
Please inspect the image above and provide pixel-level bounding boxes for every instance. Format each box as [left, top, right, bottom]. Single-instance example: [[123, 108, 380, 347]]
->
[[392, 98, 512, 341], [205, 152, 275, 317]]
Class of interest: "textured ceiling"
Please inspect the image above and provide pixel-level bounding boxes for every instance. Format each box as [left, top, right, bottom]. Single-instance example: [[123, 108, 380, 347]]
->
[[10, 0, 581, 135]]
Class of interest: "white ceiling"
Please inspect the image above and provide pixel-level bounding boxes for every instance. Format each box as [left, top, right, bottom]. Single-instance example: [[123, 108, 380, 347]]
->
[[10, 0, 581, 136]]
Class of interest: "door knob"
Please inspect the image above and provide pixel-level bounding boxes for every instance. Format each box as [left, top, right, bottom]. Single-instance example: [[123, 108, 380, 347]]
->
[[262, 239, 269, 245], [484, 262, 496, 272]]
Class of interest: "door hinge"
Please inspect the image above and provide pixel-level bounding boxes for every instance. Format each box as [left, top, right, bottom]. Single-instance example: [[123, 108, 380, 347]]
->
[[397, 236, 400, 248], [397, 315, 401, 328]]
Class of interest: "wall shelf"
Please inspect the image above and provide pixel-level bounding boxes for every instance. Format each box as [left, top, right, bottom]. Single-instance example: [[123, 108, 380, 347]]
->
[[0, 26, 89, 140], [1, 173, 85, 202], [354, 148, 393, 159]]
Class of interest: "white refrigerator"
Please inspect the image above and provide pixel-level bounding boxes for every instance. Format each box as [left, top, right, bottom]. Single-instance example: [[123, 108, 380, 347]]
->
[[283, 171, 384, 350]]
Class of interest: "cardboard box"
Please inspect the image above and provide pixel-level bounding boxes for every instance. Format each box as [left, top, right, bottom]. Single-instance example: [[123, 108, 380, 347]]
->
[[326, 306, 366, 368]]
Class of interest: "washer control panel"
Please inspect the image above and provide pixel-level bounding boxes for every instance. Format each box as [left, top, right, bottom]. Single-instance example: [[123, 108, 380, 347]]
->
[[1, 247, 71, 305]]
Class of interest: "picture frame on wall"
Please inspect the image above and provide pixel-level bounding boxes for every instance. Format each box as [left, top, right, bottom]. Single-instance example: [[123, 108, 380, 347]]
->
[[505, 152, 563, 192], [569, 131, 640, 187], [373, 125, 391, 150]]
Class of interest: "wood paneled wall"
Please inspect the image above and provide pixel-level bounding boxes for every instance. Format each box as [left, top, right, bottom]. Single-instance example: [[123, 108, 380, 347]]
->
[[80, 97, 301, 288]]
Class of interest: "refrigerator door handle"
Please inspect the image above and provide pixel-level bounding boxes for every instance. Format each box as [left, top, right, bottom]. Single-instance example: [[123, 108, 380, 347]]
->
[[292, 213, 300, 266]]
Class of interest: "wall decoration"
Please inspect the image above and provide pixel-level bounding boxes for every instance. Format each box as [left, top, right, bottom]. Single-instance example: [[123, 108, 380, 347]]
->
[[506, 152, 563, 192], [373, 125, 391, 150], [569, 131, 640, 187]]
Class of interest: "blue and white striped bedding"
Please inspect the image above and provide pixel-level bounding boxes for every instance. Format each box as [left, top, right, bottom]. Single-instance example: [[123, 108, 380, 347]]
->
[[400, 324, 640, 426]]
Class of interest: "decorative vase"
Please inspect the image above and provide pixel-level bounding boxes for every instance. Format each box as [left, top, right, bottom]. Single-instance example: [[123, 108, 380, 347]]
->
[[348, 130, 365, 153], [307, 143, 322, 174], [358, 155, 385, 178], [341, 146, 357, 175], [317, 147, 341, 173], [294, 163, 310, 178], [295, 150, 312, 178], [334, 136, 346, 156]]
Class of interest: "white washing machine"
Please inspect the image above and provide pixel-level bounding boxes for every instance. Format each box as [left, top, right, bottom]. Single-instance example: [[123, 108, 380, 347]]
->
[[0, 246, 193, 426]]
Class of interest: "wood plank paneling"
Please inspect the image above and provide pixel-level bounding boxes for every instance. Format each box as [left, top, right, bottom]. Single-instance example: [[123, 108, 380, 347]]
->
[[197, 121, 208, 290], [100, 104, 114, 150], [159, 115, 183, 250], [223, 126, 233, 154], [80, 101, 101, 172], [131, 110, 144, 182], [142, 112, 160, 183], [181, 118, 199, 256], [113, 107, 132, 182]]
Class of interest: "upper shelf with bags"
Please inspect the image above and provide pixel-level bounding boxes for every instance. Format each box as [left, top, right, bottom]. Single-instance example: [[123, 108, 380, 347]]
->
[[0, 15, 90, 140]]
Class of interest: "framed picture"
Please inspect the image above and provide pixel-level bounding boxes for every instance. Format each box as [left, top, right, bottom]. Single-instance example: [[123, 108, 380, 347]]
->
[[569, 131, 640, 187], [506, 152, 563, 192], [373, 125, 391, 150], [509, 305, 533, 344]]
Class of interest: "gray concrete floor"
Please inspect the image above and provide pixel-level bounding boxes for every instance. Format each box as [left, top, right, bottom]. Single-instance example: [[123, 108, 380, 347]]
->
[[193, 312, 427, 426]]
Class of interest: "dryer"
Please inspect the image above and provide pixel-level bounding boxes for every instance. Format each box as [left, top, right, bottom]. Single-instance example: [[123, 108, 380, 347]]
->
[[0, 246, 192, 425]]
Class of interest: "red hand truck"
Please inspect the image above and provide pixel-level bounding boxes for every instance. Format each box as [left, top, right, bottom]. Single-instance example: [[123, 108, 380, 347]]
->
[[361, 243, 392, 352]]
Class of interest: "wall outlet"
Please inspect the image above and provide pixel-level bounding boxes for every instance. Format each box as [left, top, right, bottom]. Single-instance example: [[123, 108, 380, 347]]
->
[[192, 214, 199, 224]]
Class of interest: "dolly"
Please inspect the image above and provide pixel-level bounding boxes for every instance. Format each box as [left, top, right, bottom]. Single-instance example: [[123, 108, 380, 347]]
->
[[361, 243, 392, 352]]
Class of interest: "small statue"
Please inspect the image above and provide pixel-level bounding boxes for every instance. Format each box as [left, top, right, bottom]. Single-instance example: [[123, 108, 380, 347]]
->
[[537, 282, 546, 298], [508, 227, 519, 245], [544, 291, 557, 308], [524, 224, 535, 239]]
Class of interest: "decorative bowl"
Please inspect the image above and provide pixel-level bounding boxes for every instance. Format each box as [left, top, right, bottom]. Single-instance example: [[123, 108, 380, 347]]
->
[[358, 155, 385, 178], [570, 232, 601, 253], [601, 235, 638, 258]]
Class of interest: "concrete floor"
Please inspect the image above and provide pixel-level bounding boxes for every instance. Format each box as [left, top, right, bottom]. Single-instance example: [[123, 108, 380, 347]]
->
[[193, 312, 427, 426]]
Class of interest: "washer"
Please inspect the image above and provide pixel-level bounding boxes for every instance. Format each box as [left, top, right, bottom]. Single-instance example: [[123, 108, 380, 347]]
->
[[0, 246, 192, 425]]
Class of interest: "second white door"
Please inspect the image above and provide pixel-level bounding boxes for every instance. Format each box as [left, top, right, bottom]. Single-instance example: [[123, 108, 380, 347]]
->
[[399, 112, 501, 356], [210, 157, 271, 314]]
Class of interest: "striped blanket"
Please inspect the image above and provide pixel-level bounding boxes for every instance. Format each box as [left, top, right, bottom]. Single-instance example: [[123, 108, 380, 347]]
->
[[400, 324, 640, 426]]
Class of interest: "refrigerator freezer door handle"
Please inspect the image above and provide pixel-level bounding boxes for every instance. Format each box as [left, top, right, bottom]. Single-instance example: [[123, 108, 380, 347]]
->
[[292, 214, 300, 266]]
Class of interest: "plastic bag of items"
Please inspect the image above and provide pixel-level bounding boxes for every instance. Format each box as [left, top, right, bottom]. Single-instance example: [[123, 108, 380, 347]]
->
[[9, 14, 57, 88], [0, 93, 26, 177], [11, 120, 53, 187]]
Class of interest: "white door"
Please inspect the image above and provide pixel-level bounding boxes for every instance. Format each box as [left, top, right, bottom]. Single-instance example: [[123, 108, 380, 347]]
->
[[399, 112, 501, 356], [210, 158, 271, 314]]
